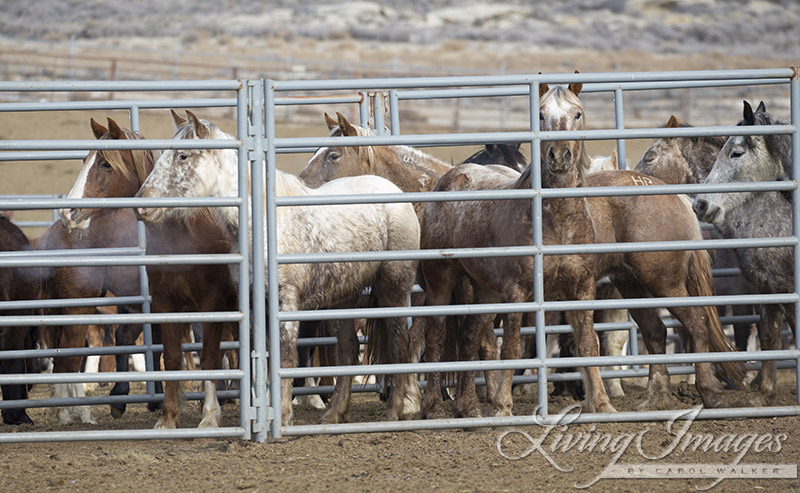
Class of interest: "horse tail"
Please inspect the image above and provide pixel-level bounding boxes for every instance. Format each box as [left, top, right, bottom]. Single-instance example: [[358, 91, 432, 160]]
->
[[686, 248, 747, 387]]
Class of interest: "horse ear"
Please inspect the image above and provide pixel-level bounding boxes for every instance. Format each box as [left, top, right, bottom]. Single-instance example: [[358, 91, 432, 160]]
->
[[170, 109, 188, 129], [610, 149, 618, 168], [756, 101, 767, 113], [568, 70, 582, 96], [538, 72, 549, 99], [743, 101, 755, 125], [666, 115, 681, 128], [324, 113, 338, 131], [185, 110, 210, 139], [336, 112, 358, 137], [90, 118, 108, 139], [106, 118, 125, 140]]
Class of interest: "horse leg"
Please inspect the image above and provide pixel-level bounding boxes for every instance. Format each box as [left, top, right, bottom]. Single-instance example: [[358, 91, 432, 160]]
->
[[279, 317, 300, 427], [625, 305, 672, 411], [492, 309, 522, 417], [198, 322, 223, 428], [294, 320, 326, 410], [320, 319, 358, 424], [602, 311, 629, 398], [154, 323, 183, 429], [99, 323, 116, 374], [479, 316, 501, 406], [48, 322, 96, 425], [109, 323, 142, 418], [667, 304, 726, 408], [0, 327, 34, 425], [83, 323, 104, 393], [750, 305, 782, 407], [454, 314, 492, 418], [570, 310, 614, 413]]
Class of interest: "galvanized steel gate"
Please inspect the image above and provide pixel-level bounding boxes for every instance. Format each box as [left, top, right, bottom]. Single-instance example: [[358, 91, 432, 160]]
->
[[0, 69, 798, 444]]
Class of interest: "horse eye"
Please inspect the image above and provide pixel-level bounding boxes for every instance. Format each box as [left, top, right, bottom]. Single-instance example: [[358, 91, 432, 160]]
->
[[99, 161, 112, 170], [575, 112, 582, 120], [731, 150, 744, 159], [177, 153, 189, 161], [538, 113, 544, 121], [328, 151, 341, 162]]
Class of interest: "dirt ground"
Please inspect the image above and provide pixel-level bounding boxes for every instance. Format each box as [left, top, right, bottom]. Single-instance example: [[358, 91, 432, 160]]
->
[[2, 94, 800, 492]]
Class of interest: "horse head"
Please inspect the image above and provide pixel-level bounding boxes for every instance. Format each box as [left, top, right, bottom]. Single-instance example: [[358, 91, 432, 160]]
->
[[136, 110, 238, 225], [538, 72, 591, 187], [60, 118, 157, 231], [693, 100, 790, 226], [299, 112, 374, 187]]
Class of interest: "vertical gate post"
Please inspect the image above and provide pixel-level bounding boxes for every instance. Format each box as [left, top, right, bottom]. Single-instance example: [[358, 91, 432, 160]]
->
[[613, 87, 627, 169], [790, 68, 800, 401], [237, 81, 253, 440], [263, 79, 283, 439], [247, 80, 269, 441], [136, 221, 156, 400], [529, 79, 548, 417]]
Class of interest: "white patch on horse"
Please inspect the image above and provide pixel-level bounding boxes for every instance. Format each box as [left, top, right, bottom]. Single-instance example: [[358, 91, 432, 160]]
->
[[631, 175, 654, 186], [198, 380, 222, 428]]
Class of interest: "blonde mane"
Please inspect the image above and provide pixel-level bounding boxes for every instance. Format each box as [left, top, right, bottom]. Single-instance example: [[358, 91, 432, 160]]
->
[[98, 129, 159, 186]]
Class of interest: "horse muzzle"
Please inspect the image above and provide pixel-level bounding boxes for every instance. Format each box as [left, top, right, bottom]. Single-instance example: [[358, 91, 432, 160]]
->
[[692, 196, 721, 225], [59, 208, 90, 231], [134, 206, 165, 224]]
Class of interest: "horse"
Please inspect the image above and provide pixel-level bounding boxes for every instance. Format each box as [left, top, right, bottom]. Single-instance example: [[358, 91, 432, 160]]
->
[[135, 110, 421, 426], [33, 117, 160, 424], [300, 113, 631, 406], [635, 114, 757, 352], [0, 215, 41, 425], [693, 100, 795, 406], [422, 81, 746, 417]]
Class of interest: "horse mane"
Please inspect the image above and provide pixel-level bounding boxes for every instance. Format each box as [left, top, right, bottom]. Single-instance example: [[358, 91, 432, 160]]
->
[[541, 86, 592, 170], [461, 143, 528, 171], [738, 109, 792, 180], [98, 128, 159, 186]]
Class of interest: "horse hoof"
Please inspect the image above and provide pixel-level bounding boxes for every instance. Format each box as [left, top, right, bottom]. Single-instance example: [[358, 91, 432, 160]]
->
[[147, 402, 162, 413], [596, 402, 617, 413], [198, 416, 221, 428], [319, 413, 344, 425], [455, 404, 482, 419], [748, 393, 776, 408], [110, 404, 126, 419], [636, 394, 671, 411], [492, 407, 513, 418], [154, 418, 177, 430], [422, 405, 445, 420], [605, 381, 625, 398], [2, 410, 33, 426]]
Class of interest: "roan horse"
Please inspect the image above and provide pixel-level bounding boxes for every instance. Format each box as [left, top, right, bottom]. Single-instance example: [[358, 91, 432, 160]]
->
[[420, 81, 746, 417], [0, 215, 41, 425], [136, 111, 421, 426], [635, 115, 757, 352], [693, 101, 795, 406], [34, 118, 160, 424]]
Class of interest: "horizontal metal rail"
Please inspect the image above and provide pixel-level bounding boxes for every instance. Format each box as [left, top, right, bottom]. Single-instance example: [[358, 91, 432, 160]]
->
[[0, 341, 240, 360], [0, 311, 243, 327]]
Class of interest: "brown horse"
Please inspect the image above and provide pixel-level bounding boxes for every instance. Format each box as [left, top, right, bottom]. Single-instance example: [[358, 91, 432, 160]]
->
[[33, 118, 159, 424], [419, 81, 746, 417], [635, 115, 756, 353], [0, 215, 41, 425]]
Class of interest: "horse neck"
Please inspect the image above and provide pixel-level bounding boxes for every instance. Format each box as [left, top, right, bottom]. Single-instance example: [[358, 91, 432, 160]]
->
[[378, 146, 451, 192], [683, 136, 724, 183]]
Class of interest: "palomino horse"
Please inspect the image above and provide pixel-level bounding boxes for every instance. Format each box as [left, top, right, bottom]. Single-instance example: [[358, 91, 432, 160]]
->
[[635, 115, 757, 353], [421, 81, 745, 417], [693, 101, 795, 406], [136, 111, 421, 426], [0, 215, 41, 425], [34, 118, 160, 424]]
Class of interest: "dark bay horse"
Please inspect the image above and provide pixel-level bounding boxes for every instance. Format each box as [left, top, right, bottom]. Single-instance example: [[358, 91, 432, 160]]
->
[[635, 114, 757, 353], [693, 101, 795, 406], [0, 215, 41, 425], [136, 111, 420, 427]]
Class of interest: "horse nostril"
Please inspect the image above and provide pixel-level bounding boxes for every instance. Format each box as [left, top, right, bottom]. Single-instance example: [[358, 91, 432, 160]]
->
[[564, 149, 572, 163], [547, 147, 556, 162], [693, 199, 707, 216]]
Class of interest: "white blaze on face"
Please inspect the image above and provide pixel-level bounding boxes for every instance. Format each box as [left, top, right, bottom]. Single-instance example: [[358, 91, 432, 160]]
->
[[66, 151, 95, 200]]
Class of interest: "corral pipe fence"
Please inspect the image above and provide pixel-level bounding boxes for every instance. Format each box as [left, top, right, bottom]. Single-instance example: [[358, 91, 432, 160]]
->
[[0, 68, 797, 444]]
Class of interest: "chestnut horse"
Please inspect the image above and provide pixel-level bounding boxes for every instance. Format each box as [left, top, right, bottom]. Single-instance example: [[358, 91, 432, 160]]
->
[[635, 115, 757, 352], [419, 82, 745, 418], [136, 111, 421, 426], [0, 215, 41, 425]]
